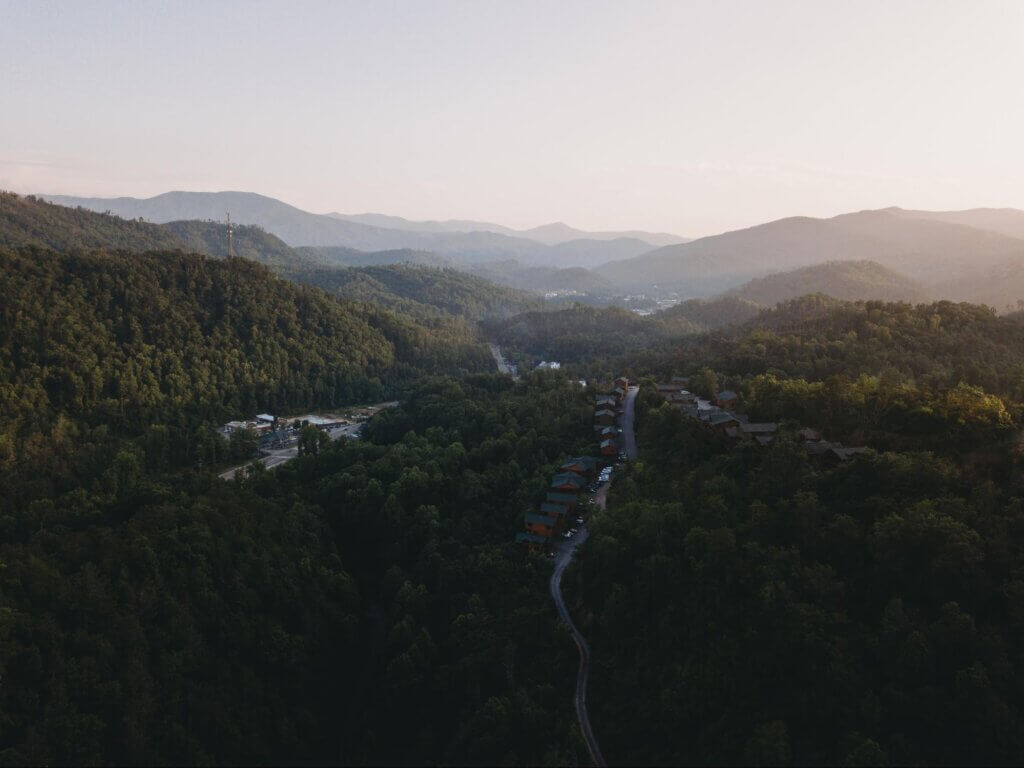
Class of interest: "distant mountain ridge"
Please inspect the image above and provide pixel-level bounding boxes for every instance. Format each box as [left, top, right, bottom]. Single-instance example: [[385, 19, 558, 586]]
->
[[329, 212, 686, 246], [42, 190, 685, 268], [595, 207, 1024, 299]]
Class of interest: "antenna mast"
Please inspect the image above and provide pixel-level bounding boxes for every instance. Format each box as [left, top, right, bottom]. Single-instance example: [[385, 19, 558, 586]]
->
[[227, 212, 234, 258]]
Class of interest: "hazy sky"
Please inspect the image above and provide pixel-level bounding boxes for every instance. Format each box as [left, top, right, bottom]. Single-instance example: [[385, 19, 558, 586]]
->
[[2, 0, 1024, 237]]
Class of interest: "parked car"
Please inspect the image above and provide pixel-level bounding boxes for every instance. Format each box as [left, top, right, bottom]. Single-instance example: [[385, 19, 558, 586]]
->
[[575, 516, 584, 525], [562, 531, 574, 539]]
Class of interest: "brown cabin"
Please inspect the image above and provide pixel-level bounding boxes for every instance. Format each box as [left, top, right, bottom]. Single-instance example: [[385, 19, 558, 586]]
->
[[516, 532, 548, 551], [560, 456, 599, 477], [551, 473, 586, 492], [546, 491, 578, 510], [524, 512, 557, 538], [594, 409, 616, 426]]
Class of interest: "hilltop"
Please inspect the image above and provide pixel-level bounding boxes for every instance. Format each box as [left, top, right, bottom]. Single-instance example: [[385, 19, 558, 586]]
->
[[727, 260, 928, 306], [0, 191, 182, 251]]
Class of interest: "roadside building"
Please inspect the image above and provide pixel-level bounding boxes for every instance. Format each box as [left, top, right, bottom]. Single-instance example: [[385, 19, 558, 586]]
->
[[525, 512, 558, 538], [551, 473, 587, 492], [561, 456, 599, 477], [287, 414, 346, 430], [600, 438, 618, 456], [255, 413, 275, 424], [546, 491, 578, 510], [516, 532, 548, 550], [594, 408, 617, 426]]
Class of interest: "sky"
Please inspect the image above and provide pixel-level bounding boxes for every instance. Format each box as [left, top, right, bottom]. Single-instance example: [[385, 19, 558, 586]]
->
[[2, 0, 1024, 237]]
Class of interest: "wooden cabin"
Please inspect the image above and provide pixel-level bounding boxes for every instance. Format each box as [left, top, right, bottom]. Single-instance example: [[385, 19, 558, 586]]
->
[[546, 491, 578, 510], [550, 473, 586, 492]]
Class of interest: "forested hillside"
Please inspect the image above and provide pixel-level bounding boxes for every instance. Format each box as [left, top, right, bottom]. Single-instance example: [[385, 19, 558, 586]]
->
[[659, 295, 764, 329], [484, 304, 700, 367], [0, 372, 594, 765], [0, 192, 181, 251], [728, 260, 929, 306], [292, 263, 539, 322], [163, 219, 325, 270], [0, 247, 492, 498], [571, 295, 1024, 763]]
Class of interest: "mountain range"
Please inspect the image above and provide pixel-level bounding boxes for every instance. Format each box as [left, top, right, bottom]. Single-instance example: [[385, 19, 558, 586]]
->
[[595, 207, 1024, 306], [31, 189, 1024, 310], [42, 191, 687, 269]]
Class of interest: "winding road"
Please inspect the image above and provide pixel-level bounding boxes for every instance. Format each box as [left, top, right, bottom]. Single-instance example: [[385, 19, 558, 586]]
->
[[549, 384, 638, 766], [550, 529, 606, 767]]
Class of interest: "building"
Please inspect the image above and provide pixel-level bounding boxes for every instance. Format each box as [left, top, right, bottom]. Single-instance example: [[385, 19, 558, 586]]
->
[[539, 503, 569, 532], [525, 512, 558, 538], [614, 376, 629, 389], [739, 423, 778, 441], [704, 411, 740, 434], [805, 441, 868, 466], [716, 390, 738, 408], [560, 456, 599, 476], [546, 491, 578, 510], [287, 414, 346, 430], [595, 395, 617, 409], [600, 438, 618, 456], [551, 473, 587, 492], [594, 409, 617, 426], [255, 413, 275, 424], [516, 532, 548, 550]]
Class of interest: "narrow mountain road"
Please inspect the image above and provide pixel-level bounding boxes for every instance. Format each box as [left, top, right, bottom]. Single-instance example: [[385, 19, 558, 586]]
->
[[621, 385, 638, 459], [550, 528, 606, 767]]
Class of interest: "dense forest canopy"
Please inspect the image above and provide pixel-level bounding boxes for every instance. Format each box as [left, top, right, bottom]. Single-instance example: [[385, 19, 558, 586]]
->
[[0, 373, 594, 764], [570, 376, 1024, 765]]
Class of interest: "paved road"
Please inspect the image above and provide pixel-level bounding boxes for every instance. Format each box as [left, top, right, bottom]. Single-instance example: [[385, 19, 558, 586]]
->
[[550, 528, 607, 768], [620, 385, 639, 459]]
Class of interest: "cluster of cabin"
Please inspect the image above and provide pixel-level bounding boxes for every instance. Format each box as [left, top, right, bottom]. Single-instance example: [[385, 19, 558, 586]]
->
[[515, 376, 631, 551], [594, 376, 628, 457], [656, 377, 868, 465], [516, 456, 598, 550]]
